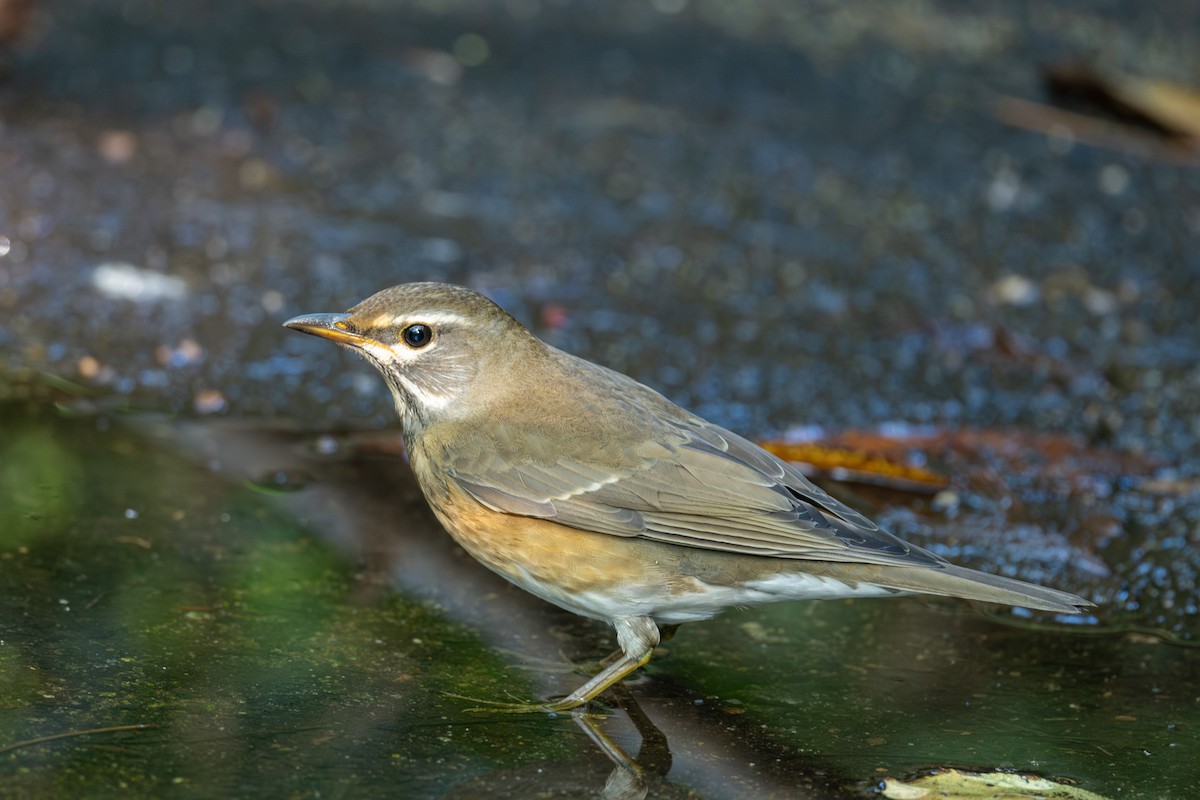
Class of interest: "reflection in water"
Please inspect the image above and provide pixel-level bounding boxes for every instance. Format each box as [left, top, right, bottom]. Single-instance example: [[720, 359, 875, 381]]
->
[[445, 690, 678, 800], [575, 691, 673, 800]]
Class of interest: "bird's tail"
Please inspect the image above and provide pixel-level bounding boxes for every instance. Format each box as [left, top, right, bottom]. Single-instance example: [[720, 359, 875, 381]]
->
[[873, 562, 1093, 614]]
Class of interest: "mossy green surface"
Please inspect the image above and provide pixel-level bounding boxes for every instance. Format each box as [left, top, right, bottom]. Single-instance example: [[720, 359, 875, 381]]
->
[[0, 404, 573, 798]]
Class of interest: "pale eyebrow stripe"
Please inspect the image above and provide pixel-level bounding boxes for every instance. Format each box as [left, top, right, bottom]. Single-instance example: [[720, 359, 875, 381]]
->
[[366, 310, 469, 328]]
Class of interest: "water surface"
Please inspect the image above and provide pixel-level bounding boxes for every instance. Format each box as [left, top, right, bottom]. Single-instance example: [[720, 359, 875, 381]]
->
[[2, 403, 1193, 798]]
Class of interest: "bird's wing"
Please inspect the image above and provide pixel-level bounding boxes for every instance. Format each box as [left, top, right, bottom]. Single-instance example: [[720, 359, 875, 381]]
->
[[444, 417, 944, 568]]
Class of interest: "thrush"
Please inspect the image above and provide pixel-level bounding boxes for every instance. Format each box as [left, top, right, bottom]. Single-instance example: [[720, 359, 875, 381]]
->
[[284, 282, 1091, 712]]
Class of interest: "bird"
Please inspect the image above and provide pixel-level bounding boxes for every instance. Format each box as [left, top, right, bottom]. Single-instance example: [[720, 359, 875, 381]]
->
[[283, 282, 1092, 713]]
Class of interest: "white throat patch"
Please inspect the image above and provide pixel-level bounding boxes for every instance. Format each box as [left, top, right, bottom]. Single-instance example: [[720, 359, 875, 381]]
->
[[390, 372, 455, 412], [353, 340, 466, 414]]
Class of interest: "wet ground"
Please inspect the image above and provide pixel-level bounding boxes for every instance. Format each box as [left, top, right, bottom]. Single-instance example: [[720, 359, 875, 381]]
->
[[2, 404, 1197, 799], [1, 0, 1199, 797]]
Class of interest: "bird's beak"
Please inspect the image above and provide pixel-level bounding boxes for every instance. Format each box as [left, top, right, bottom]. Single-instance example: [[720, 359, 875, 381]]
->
[[283, 312, 373, 347]]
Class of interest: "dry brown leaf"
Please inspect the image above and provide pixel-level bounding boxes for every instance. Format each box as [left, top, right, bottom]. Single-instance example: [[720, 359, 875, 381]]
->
[[758, 439, 949, 494]]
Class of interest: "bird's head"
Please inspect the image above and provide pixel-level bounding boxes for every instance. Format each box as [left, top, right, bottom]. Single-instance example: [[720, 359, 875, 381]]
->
[[284, 282, 537, 432]]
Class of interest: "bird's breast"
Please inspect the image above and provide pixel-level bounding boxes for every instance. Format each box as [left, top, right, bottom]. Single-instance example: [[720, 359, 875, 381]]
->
[[419, 477, 674, 622]]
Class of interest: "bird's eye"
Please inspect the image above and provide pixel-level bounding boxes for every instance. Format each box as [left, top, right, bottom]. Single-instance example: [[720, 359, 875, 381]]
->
[[401, 324, 433, 348]]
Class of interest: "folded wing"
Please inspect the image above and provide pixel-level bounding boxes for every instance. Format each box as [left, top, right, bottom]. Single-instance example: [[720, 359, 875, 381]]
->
[[449, 416, 944, 568]]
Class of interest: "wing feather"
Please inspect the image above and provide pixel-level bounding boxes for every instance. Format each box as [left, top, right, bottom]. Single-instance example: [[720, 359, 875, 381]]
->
[[445, 413, 941, 568]]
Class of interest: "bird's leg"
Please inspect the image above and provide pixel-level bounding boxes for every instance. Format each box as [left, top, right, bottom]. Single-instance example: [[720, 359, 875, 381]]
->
[[594, 622, 678, 670], [539, 616, 660, 712], [462, 617, 660, 714]]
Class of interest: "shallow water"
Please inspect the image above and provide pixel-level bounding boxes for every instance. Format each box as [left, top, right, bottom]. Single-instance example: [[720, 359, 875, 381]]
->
[[2, 403, 1194, 798]]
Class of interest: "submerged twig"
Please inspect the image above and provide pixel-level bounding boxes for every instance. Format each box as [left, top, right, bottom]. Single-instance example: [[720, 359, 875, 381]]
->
[[0, 723, 154, 756]]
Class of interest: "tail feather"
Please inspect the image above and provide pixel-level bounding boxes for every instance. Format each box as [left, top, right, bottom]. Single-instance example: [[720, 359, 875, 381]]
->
[[873, 563, 1093, 614]]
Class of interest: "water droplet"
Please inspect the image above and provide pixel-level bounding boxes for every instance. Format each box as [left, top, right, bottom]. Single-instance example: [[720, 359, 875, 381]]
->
[[0, 236, 10, 257]]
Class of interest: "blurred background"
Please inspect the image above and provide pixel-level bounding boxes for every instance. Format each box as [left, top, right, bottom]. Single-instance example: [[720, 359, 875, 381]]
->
[[1, 0, 1198, 440], [1, 1, 1198, 798]]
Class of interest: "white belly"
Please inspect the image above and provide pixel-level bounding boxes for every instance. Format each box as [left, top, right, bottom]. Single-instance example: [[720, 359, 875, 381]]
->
[[501, 563, 902, 626]]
